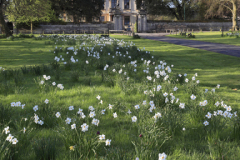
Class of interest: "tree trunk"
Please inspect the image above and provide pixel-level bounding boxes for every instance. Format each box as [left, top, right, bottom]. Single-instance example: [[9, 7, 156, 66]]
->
[[176, 3, 184, 20], [232, 0, 238, 31], [0, 5, 12, 36], [31, 21, 33, 34], [13, 22, 17, 34]]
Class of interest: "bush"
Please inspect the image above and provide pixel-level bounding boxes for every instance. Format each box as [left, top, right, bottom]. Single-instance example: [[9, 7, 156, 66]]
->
[[0, 34, 7, 39], [133, 33, 141, 39], [16, 21, 40, 30], [101, 35, 109, 38], [17, 33, 34, 38], [7, 36, 14, 41], [187, 33, 195, 38], [180, 32, 186, 37]]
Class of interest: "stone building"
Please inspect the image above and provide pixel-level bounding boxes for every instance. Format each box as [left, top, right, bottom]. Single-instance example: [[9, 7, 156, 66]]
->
[[101, 0, 147, 32], [101, 0, 138, 29], [56, 0, 147, 32]]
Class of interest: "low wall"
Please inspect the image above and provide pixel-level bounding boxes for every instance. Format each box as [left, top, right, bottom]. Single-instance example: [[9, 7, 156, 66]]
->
[[39, 23, 114, 34], [16, 23, 115, 34], [1, 21, 237, 34], [147, 22, 236, 32]]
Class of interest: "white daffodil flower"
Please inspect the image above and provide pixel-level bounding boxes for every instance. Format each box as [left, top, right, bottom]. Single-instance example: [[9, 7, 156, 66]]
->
[[6, 134, 14, 142], [134, 105, 140, 110], [38, 120, 44, 125], [71, 124, 76, 129], [101, 109, 105, 114], [65, 118, 71, 124], [99, 134, 105, 140], [190, 94, 196, 100], [205, 112, 212, 119], [179, 103, 185, 109], [56, 112, 61, 118], [159, 152, 167, 160], [113, 112, 117, 118], [131, 116, 137, 122], [44, 99, 49, 104], [81, 123, 89, 132], [69, 106, 74, 111], [89, 111, 96, 118], [163, 92, 168, 97], [96, 95, 101, 100], [4, 126, 10, 134], [33, 105, 38, 112], [12, 138, 18, 144], [105, 139, 111, 146], [203, 121, 209, 126], [88, 106, 95, 111]]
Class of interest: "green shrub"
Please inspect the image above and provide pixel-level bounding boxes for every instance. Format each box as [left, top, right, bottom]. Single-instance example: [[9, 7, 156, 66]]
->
[[17, 33, 34, 38], [187, 33, 195, 38], [180, 32, 186, 37], [0, 34, 7, 39]]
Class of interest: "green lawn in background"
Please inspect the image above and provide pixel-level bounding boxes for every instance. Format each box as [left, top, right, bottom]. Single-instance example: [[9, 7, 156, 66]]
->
[[110, 35, 240, 108], [0, 37, 54, 69], [167, 31, 240, 46]]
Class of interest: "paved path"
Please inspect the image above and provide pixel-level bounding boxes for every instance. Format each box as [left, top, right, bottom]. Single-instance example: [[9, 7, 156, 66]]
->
[[136, 33, 240, 57]]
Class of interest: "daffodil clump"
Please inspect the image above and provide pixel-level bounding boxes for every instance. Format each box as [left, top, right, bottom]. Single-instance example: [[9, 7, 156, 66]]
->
[[0, 34, 239, 159]]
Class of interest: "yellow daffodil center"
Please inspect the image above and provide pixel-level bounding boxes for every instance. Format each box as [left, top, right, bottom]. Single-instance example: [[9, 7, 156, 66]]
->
[[69, 146, 74, 151]]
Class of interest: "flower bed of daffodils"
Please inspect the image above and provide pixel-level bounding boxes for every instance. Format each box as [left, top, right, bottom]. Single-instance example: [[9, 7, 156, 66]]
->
[[0, 34, 239, 160]]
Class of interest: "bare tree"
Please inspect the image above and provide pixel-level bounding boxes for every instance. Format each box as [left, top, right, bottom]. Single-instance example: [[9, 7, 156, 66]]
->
[[145, 0, 199, 20], [202, 0, 239, 30]]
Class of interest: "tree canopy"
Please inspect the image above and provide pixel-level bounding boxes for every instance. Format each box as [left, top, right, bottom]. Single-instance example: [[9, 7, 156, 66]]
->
[[50, 0, 104, 22], [6, 0, 53, 33], [200, 0, 239, 30], [144, 0, 199, 20]]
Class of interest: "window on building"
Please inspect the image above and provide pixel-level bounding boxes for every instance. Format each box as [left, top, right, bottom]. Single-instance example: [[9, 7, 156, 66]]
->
[[124, 16, 130, 25], [124, 0, 129, 9], [111, 0, 117, 8], [100, 16, 105, 22]]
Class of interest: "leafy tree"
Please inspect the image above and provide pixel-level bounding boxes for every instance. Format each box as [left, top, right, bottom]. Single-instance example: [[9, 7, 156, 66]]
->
[[0, 0, 12, 36], [67, 0, 104, 22], [49, 0, 68, 19], [144, 0, 199, 20], [6, 0, 53, 33], [200, 0, 239, 30], [49, 0, 104, 23]]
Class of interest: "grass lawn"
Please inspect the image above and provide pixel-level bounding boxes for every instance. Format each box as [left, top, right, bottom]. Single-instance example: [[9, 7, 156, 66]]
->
[[0, 34, 240, 159], [111, 35, 240, 108], [167, 31, 240, 46], [0, 36, 54, 69]]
